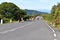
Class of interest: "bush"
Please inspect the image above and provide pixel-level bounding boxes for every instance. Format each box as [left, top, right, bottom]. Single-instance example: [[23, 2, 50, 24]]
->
[[2, 18, 10, 23]]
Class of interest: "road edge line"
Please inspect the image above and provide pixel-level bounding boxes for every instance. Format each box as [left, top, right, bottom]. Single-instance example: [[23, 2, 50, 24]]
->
[[42, 20, 57, 40]]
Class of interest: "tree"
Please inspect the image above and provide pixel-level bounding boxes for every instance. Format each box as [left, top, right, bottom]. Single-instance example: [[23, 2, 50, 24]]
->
[[0, 2, 27, 22], [51, 3, 60, 27]]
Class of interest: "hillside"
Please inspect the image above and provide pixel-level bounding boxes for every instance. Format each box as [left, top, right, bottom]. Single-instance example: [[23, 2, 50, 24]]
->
[[24, 9, 48, 15]]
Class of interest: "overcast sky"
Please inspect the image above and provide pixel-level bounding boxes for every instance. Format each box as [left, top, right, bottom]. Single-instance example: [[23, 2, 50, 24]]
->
[[0, 0, 60, 11]]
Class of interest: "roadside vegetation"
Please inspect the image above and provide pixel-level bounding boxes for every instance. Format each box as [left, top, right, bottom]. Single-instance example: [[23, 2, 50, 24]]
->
[[1, 2, 60, 30], [41, 14, 52, 23], [0, 2, 30, 23], [42, 3, 60, 30]]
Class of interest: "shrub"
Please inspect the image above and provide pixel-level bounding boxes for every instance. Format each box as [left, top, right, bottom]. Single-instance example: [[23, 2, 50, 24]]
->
[[2, 18, 10, 23]]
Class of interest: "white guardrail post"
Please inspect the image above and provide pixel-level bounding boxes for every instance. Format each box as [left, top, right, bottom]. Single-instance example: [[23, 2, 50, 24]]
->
[[10, 19, 12, 23], [1, 19, 3, 24]]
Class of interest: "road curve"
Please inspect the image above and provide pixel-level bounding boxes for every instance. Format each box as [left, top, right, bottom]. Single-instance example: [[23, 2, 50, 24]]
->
[[0, 19, 55, 40]]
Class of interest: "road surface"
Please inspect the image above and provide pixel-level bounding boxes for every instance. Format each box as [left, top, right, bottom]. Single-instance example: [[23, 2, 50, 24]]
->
[[55, 30, 60, 40], [0, 18, 57, 40]]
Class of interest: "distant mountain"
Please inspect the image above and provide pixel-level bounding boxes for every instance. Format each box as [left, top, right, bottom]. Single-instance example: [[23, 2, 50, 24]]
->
[[24, 9, 48, 15]]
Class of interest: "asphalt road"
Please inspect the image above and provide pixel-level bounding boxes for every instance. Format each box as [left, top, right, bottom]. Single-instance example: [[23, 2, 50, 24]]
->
[[0, 18, 57, 40], [55, 30, 60, 40]]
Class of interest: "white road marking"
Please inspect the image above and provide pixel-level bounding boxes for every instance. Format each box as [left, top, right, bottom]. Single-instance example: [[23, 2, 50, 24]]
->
[[48, 25, 55, 32], [54, 39, 57, 40], [0, 22, 33, 34], [54, 33, 57, 37], [43, 20, 57, 40], [43, 20, 55, 33]]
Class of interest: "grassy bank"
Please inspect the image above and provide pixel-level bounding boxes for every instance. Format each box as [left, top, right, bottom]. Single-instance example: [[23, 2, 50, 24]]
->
[[41, 14, 60, 30]]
